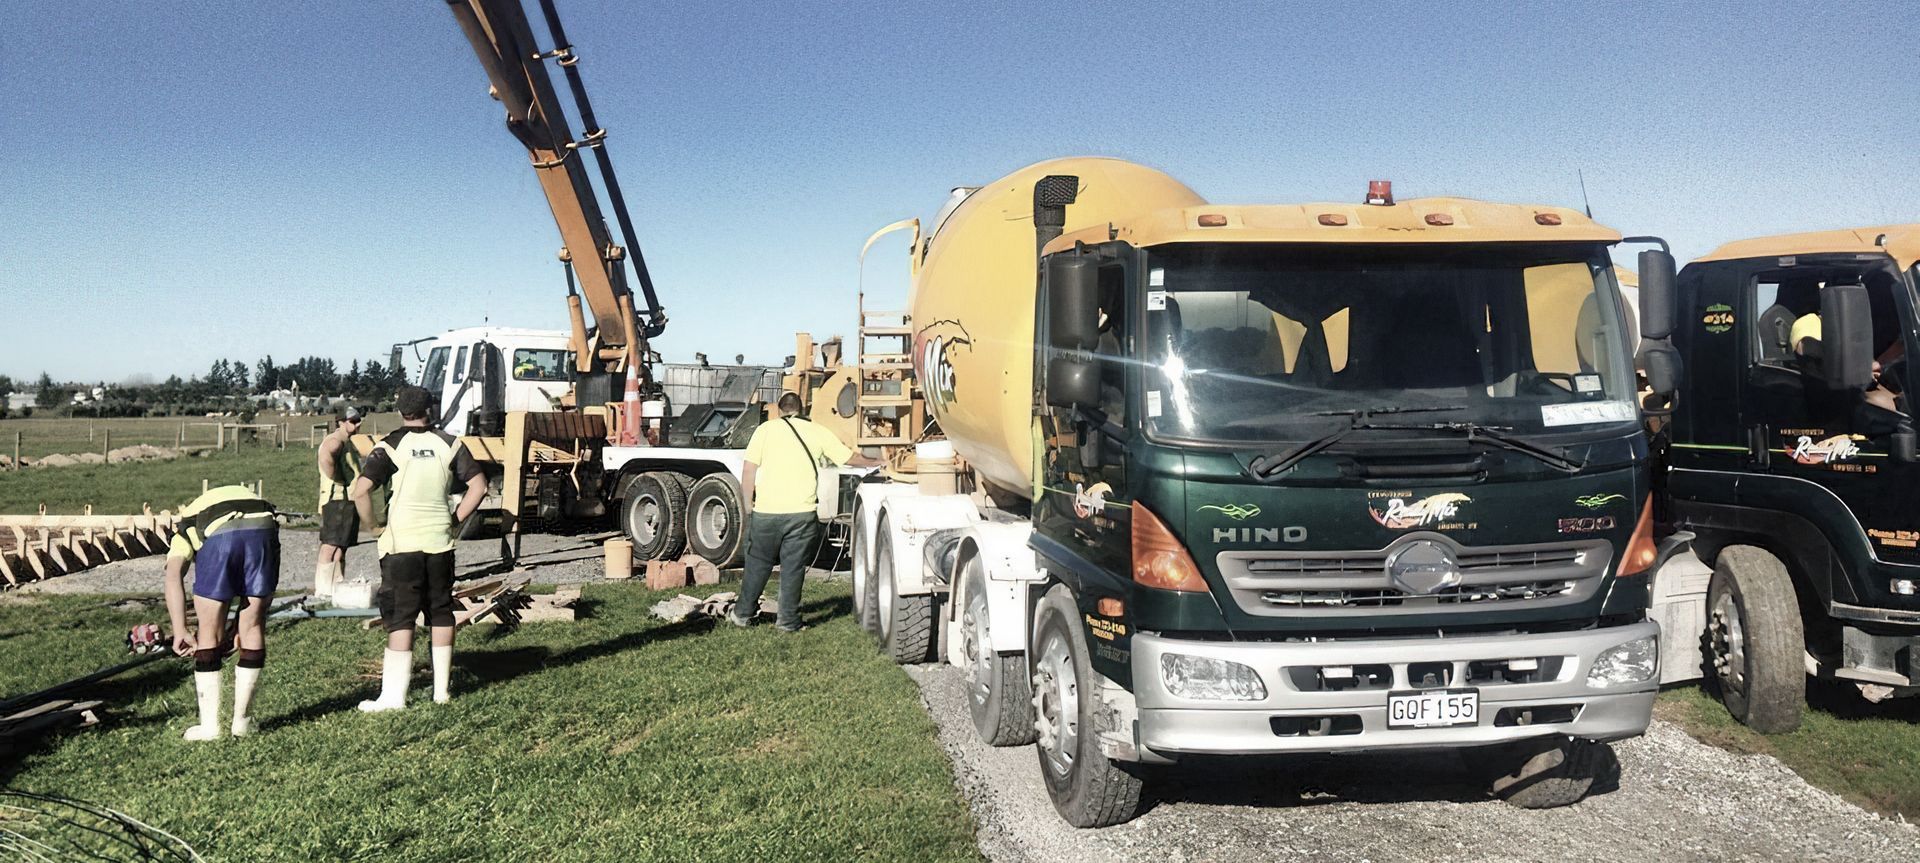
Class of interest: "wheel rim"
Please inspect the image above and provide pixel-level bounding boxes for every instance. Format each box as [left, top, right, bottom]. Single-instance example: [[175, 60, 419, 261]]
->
[[694, 497, 729, 549], [630, 494, 660, 546], [1033, 627, 1078, 778], [964, 582, 992, 709], [876, 542, 895, 640], [1710, 591, 1748, 694]]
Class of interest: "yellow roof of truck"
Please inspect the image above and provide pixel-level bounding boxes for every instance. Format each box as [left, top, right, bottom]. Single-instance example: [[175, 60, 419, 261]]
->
[[1693, 224, 1920, 269], [1046, 197, 1617, 254]]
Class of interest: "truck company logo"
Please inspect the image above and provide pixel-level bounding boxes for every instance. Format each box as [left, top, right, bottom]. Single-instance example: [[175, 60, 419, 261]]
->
[[1790, 433, 1864, 465], [1702, 303, 1735, 334], [1368, 492, 1471, 530], [1386, 540, 1462, 595], [1213, 525, 1308, 543], [913, 319, 971, 411], [1198, 503, 1262, 521], [1072, 482, 1113, 518], [1574, 493, 1626, 509]]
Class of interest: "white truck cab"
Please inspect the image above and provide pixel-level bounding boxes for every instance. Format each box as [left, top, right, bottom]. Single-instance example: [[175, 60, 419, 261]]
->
[[397, 326, 575, 437]]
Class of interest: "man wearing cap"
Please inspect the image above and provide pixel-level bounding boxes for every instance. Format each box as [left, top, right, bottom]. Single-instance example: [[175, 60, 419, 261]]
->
[[313, 406, 366, 599], [728, 392, 882, 632], [163, 484, 280, 740], [349, 386, 488, 711], [1791, 313, 1903, 422]]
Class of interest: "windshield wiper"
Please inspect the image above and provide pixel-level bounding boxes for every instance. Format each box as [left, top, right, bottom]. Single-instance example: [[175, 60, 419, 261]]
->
[[1248, 406, 1468, 478], [1398, 421, 1585, 473]]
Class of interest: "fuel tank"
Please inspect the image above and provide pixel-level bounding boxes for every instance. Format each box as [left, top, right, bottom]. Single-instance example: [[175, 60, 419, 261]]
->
[[910, 158, 1204, 498]]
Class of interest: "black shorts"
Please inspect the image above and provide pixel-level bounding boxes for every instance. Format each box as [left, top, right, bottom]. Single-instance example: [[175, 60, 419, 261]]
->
[[377, 551, 456, 632], [319, 500, 359, 548]]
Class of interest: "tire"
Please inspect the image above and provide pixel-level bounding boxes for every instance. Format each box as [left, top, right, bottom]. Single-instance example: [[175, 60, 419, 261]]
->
[[962, 557, 1037, 745], [1473, 736, 1616, 809], [1707, 545, 1805, 733], [852, 507, 880, 636], [874, 526, 933, 664], [1031, 586, 1145, 827], [685, 474, 746, 568], [622, 472, 689, 561]]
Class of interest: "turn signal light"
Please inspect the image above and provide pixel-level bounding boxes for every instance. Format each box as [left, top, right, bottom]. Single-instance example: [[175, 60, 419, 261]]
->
[[1132, 503, 1208, 592], [1096, 597, 1125, 616], [1534, 212, 1564, 226], [1618, 499, 1659, 577]]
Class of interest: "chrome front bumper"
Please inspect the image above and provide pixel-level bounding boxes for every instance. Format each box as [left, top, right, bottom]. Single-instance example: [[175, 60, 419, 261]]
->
[[1128, 620, 1659, 755]]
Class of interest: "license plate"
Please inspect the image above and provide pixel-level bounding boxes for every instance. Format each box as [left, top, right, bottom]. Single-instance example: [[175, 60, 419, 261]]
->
[[1386, 688, 1479, 729]]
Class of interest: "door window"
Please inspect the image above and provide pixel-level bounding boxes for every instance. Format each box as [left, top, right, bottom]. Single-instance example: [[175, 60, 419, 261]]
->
[[452, 346, 469, 384], [1744, 267, 1908, 439], [512, 349, 573, 382]]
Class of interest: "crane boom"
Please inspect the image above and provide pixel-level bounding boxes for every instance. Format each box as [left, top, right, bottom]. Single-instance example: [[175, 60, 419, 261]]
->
[[443, 0, 666, 385]]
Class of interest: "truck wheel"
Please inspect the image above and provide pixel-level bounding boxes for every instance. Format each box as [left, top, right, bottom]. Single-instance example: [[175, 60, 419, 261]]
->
[[1472, 735, 1615, 809], [874, 526, 933, 664], [1707, 545, 1805, 733], [1031, 586, 1145, 827], [685, 474, 745, 568], [622, 472, 689, 561], [852, 507, 880, 636], [963, 557, 1036, 745]]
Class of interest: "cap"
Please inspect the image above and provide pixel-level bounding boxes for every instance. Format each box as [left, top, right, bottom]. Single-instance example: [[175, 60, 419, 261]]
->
[[1791, 313, 1822, 348], [395, 386, 434, 419], [342, 405, 364, 422]]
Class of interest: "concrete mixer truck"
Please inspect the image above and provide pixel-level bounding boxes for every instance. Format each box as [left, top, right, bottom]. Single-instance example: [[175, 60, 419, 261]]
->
[[843, 158, 1683, 826]]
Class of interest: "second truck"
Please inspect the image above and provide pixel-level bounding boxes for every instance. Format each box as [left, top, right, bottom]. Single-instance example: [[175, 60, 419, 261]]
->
[[844, 158, 1679, 826]]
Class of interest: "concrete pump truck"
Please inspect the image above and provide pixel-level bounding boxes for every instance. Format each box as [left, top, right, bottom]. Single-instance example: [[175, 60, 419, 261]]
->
[[842, 159, 1681, 826]]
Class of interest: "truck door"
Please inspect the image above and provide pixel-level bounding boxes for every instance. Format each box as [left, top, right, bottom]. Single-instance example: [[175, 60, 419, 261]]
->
[[1734, 259, 1920, 577], [1035, 251, 1133, 585]]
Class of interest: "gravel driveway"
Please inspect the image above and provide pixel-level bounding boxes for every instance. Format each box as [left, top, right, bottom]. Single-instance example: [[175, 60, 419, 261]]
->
[[907, 664, 1917, 863]]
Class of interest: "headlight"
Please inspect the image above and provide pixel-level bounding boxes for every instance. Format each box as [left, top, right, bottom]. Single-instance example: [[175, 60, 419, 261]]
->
[[1586, 635, 1658, 688], [1160, 653, 1267, 701]]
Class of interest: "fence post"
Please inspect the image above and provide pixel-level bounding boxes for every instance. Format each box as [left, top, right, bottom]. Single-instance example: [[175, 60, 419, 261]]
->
[[102, 429, 110, 459], [177, 423, 185, 449], [216, 423, 225, 451], [12, 431, 18, 472], [280, 423, 287, 449]]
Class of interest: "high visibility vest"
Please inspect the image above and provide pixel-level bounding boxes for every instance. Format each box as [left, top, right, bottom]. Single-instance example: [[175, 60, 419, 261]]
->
[[372, 429, 463, 557]]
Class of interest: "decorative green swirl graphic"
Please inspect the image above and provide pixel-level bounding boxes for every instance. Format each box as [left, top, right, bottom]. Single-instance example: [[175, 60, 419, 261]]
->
[[1574, 493, 1627, 509], [1198, 503, 1262, 521]]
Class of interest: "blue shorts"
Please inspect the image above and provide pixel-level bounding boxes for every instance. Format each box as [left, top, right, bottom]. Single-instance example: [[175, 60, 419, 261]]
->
[[191, 525, 281, 601]]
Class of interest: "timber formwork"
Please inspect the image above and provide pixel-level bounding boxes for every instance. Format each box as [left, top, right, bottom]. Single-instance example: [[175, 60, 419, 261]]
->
[[0, 506, 179, 587]]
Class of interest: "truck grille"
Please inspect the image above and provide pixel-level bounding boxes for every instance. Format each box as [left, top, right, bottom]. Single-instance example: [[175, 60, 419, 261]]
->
[[1217, 534, 1611, 618]]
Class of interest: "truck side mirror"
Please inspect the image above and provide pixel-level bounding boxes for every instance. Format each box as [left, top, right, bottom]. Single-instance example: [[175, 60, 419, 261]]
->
[[1047, 256, 1099, 350], [1046, 355, 1100, 409], [1819, 283, 1874, 390], [1641, 342, 1680, 398], [1637, 249, 1676, 341]]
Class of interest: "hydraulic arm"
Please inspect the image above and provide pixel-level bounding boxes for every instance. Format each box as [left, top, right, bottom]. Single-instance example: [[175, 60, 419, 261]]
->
[[443, 0, 666, 386]]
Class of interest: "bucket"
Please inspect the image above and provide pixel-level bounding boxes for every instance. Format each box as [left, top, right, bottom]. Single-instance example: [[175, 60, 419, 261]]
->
[[916, 441, 959, 497], [604, 538, 634, 580]]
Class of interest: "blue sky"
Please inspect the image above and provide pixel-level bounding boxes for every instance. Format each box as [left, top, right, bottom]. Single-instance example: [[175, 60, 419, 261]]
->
[[3, 0, 1915, 383]]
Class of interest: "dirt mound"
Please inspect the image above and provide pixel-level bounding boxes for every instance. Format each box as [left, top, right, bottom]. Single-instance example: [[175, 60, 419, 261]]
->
[[33, 453, 78, 468], [107, 444, 179, 464]]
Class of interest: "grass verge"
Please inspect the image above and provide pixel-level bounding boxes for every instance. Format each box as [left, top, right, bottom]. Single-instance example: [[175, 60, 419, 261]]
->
[[1656, 682, 1920, 820], [0, 447, 316, 516], [0, 580, 983, 862]]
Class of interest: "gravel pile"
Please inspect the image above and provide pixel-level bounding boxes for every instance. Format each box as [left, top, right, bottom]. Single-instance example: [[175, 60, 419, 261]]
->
[[907, 664, 1917, 863]]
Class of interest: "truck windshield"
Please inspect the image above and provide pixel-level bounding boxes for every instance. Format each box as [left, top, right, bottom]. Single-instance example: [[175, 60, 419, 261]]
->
[[1142, 243, 1637, 444]]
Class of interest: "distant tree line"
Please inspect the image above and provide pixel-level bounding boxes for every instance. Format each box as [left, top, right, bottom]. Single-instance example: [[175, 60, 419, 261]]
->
[[11, 356, 412, 419]]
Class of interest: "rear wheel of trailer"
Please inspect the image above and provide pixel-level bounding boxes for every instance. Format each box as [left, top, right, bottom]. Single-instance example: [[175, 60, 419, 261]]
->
[[685, 473, 746, 568], [622, 471, 690, 561]]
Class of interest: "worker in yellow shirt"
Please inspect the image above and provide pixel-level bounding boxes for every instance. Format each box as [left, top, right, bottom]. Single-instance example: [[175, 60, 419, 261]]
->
[[729, 392, 881, 631], [313, 406, 365, 599], [350, 386, 489, 711], [162, 485, 280, 740]]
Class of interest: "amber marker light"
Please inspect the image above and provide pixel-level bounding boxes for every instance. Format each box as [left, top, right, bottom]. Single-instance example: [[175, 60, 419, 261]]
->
[[1618, 499, 1659, 577], [1096, 597, 1125, 616], [1318, 213, 1349, 226], [1197, 213, 1228, 227], [1132, 504, 1208, 592], [1425, 213, 1455, 226], [1535, 212, 1564, 226]]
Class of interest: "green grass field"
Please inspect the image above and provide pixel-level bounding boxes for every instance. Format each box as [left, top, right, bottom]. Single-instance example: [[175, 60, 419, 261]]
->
[[0, 448, 319, 517], [0, 413, 404, 461], [0, 582, 983, 863], [1656, 682, 1920, 819]]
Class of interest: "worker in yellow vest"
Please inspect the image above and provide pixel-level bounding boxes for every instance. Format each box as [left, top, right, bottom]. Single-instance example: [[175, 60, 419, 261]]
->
[[313, 406, 365, 599], [349, 386, 488, 711]]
